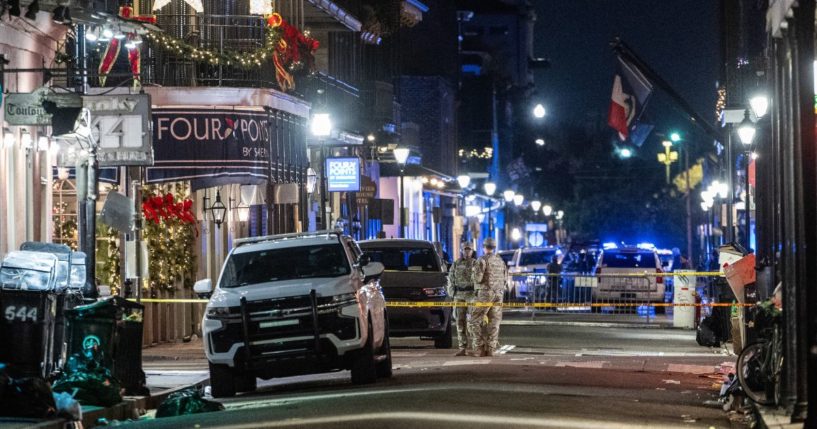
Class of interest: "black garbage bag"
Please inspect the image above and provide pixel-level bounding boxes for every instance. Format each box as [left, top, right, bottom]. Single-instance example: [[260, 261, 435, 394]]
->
[[155, 388, 225, 418], [0, 375, 57, 419], [696, 315, 721, 347], [52, 351, 122, 407]]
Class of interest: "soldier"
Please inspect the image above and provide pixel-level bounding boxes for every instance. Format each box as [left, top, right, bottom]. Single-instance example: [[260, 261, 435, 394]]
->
[[467, 237, 508, 357], [450, 241, 478, 356]]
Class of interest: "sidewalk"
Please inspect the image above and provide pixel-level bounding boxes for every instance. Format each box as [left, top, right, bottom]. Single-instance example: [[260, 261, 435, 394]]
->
[[755, 406, 805, 429], [142, 337, 207, 362]]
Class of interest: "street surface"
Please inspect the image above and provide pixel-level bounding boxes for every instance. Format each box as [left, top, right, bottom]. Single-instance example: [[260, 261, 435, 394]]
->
[[135, 312, 746, 428]]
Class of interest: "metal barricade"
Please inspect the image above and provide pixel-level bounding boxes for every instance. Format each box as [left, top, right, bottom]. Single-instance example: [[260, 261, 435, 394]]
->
[[505, 271, 725, 325]]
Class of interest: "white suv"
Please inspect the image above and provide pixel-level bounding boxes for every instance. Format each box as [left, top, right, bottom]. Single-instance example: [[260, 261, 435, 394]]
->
[[507, 247, 562, 300], [593, 246, 665, 302], [194, 230, 391, 397]]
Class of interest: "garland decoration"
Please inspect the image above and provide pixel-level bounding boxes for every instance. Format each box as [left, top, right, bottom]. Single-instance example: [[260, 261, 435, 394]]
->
[[141, 183, 197, 291], [143, 12, 318, 91], [96, 224, 122, 295]]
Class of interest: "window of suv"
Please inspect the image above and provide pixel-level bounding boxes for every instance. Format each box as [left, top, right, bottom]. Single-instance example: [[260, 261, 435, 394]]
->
[[519, 250, 557, 266], [220, 244, 350, 288], [363, 247, 440, 272], [601, 251, 657, 268]]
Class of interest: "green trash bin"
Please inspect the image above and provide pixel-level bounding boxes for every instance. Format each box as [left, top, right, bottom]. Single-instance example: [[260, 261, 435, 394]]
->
[[65, 298, 118, 369], [64, 296, 146, 395]]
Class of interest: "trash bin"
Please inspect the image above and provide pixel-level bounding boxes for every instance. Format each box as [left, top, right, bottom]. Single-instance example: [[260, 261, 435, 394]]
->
[[65, 296, 147, 395], [0, 290, 59, 378]]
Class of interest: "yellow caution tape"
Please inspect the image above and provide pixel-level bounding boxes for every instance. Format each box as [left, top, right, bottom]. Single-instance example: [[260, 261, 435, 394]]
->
[[127, 298, 749, 308]]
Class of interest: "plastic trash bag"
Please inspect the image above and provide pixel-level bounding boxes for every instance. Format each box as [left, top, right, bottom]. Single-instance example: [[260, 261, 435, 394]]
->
[[155, 387, 225, 418], [53, 391, 83, 421], [52, 352, 122, 407], [0, 375, 57, 418]]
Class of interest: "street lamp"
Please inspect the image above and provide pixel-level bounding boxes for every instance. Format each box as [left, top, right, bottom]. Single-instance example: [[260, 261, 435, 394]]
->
[[619, 147, 632, 158], [456, 174, 471, 189], [749, 95, 769, 119], [311, 111, 332, 229], [394, 147, 411, 238], [657, 140, 679, 184], [206, 190, 228, 228], [503, 189, 515, 202], [484, 181, 496, 235], [543, 204, 553, 217], [532, 103, 546, 119], [535, 138, 545, 146], [513, 194, 524, 207], [736, 109, 756, 246], [530, 200, 542, 213], [737, 110, 756, 145]]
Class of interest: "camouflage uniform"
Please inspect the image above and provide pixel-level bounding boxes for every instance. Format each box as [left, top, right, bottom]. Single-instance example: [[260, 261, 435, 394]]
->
[[450, 256, 477, 351], [467, 247, 508, 355]]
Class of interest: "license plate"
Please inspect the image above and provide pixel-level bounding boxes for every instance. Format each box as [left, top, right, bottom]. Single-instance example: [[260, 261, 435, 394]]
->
[[259, 319, 299, 329]]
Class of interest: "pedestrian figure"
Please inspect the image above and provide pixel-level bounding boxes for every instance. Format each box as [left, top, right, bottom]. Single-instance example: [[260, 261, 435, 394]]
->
[[467, 238, 508, 357], [450, 241, 478, 356]]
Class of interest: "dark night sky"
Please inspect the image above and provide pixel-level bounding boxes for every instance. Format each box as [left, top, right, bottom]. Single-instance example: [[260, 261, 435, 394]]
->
[[532, 1, 720, 144]]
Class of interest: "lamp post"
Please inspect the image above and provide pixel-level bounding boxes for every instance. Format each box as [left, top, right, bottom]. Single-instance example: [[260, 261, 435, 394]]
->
[[503, 189, 515, 248], [394, 147, 411, 238], [484, 181, 496, 235], [311, 111, 332, 229], [670, 131, 694, 269], [737, 109, 757, 246], [207, 190, 228, 228], [657, 140, 679, 184]]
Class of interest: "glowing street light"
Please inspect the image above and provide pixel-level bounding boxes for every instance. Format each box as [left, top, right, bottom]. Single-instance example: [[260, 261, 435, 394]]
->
[[532, 103, 546, 119], [456, 174, 471, 189], [483, 181, 496, 196], [513, 194, 524, 207], [749, 95, 769, 119], [503, 189, 516, 202], [530, 200, 542, 212]]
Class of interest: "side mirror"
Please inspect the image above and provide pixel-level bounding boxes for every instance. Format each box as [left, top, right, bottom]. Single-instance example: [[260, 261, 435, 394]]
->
[[357, 253, 371, 267], [193, 279, 213, 298], [361, 261, 384, 282]]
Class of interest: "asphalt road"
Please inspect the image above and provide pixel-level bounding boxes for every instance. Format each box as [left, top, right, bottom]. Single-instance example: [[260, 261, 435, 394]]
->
[[130, 314, 747, 428]]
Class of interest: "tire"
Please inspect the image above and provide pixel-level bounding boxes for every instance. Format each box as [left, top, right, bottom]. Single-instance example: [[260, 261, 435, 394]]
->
[[736, 343, 773, 405], [351, 320, 377, 385], [376, 317, 393, 378], [208, 362, 236, 398], [235, 374, 257, 393], [434, 319, 453, 349]]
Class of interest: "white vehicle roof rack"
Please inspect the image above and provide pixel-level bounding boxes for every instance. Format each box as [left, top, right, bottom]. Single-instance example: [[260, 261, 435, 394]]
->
[[234, 229, 344, 248]]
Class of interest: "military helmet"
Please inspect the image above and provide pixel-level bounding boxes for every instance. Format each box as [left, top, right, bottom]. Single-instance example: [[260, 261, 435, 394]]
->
[[483, 237, 497, 248], [461, 241, 474, 250]]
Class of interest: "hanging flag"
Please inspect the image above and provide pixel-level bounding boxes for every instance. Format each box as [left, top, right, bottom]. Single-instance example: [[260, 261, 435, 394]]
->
[[628, 122, 654, 147], [607, 56, 653, 140]]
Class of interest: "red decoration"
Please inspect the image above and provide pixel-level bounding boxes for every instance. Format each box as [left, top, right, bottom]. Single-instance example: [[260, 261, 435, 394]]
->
[[99, 5, 152, 87], [142, 193, 198, 235], [265, 13, 319, 92]]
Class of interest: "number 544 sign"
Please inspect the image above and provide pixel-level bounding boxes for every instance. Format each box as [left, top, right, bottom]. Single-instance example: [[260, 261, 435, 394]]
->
[[3, 305, 38, 322]]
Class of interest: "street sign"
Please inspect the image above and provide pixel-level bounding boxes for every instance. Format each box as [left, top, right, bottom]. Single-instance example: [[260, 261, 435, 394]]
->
[[84, 94, 153, 166], [4, 87, 52, 125], [326, 157, 361, 192], [356, 176, 377, 205]]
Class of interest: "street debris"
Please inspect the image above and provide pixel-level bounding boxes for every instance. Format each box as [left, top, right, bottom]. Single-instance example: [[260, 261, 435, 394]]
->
[[156, 387, 225, 418]]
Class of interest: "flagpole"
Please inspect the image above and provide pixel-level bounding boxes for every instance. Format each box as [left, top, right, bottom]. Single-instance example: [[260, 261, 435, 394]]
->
[[610, 37, 724, 143]]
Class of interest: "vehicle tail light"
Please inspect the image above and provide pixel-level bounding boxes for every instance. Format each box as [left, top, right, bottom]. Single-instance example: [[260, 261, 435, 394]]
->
[[656, 268, 663, 284]]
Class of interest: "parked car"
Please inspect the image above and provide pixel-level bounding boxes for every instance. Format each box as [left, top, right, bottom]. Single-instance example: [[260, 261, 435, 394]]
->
[[358, 239, 453, 349], [507, 247, 563, 301], [194, 230, 391, 397], [592, 245, 665, 303]]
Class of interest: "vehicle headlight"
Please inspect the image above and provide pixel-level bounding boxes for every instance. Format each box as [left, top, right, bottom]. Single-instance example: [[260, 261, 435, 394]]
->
[[206, 307, 231, 319], [422, 287, 447, 297], [332, 292, 358, 306]]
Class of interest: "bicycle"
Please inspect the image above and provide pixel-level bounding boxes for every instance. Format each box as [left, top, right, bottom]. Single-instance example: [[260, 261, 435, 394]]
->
[[735, 301, 783, 405]]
